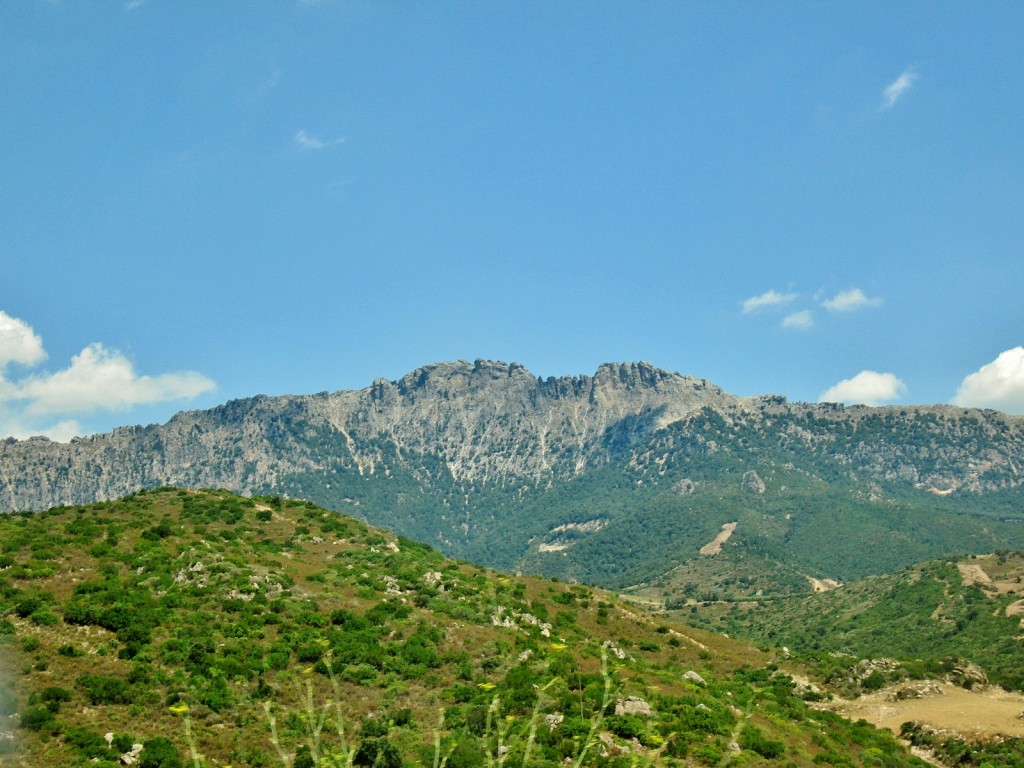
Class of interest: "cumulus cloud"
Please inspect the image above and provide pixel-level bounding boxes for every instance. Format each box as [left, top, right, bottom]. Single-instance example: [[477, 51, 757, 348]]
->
[[0, 311, 215, 440], [294, 129, 344, 150], [951, 347, 1024, 414], [0, 311, 46, 368], [742, 290, 798, 314], [19, 344, 214, 416], [883, 68, 918, 108], [821, 288, 883, 312], [820, 370, 906, 406], [782, 310, 814, 330]]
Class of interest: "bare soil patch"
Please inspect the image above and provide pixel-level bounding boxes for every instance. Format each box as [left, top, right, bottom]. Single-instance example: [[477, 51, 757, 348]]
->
[[807, 576, 842, 593], [957, 562, 992, 588], [827, 683, 1024, 740], [699, 522, 737, 556]]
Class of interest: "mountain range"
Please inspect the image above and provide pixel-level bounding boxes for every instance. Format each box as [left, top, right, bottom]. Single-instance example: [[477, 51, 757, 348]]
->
[[3, 359, 1023, 593]]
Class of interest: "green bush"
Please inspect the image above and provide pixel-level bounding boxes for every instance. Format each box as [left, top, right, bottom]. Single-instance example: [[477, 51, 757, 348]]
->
[[19, 705, 54, 731], [738, 724, 785, 759], [64, 726, 113, 759], [138, 736, 184, 768], [354, 738, 403, 768], [77, 674, 133, 705]]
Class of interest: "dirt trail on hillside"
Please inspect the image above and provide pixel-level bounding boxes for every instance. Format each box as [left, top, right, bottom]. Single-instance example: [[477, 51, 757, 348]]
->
[[828, 683, 1024, 740], [700, 522, 737, 555]]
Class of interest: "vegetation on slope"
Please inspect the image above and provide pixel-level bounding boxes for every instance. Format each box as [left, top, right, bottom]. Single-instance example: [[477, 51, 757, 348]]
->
[[0, 489, 926, 767], [680, 553, 1024, 692]]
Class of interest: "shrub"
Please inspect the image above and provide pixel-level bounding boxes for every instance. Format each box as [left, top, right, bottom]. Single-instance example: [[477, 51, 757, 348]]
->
[[40, 686, 72, 707], [77, 674, 133, 705], [354, 738, 403, 768], [14, 596, 42, 618], [138, 736, 184, 768], [18, 705, 54, 731], [738, 724, 785, 759], [445, 738, 486, 768], [64, 726, 112, 759]]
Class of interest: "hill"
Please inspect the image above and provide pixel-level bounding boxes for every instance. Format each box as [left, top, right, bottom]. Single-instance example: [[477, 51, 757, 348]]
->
[[2, 360, 1023, 595], [679, 552, 1024, 692], [0, 489, 926, 767]]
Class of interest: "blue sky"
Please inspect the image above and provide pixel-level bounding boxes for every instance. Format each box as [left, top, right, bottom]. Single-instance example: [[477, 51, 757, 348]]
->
[[2, 1, 1023, 440]]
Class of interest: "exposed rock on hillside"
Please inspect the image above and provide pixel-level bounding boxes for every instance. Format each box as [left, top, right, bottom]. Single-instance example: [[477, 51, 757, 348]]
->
[[742, 470, 766, 494]]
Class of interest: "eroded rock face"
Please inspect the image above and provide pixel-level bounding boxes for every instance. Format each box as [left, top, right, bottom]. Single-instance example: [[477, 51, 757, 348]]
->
[[0, 360, 738, 512], [1, 359, 1022, 518], [742, 470, 766, 494], [673, 478, 696, 496], [948, 662, 988, 690]]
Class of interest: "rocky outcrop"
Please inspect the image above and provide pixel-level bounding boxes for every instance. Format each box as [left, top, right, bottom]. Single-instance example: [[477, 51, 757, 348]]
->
[[742, 470, 766, 494], [948, 661, 988, 690], [615, 696, 654, 717]]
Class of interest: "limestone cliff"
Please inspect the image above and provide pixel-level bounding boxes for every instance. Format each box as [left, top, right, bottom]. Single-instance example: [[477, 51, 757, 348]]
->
[[0, 360, 738, 511], [1, 360, 1021, 515]]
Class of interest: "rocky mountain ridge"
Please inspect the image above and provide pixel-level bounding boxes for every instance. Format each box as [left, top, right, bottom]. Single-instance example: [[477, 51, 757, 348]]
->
[[1, 359, 1021, 515], [0, 360, 741, 511], [3, 358, 1024, 592]]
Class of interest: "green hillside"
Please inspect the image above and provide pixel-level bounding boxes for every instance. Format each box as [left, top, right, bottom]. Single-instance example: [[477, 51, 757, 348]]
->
[[0, 489, 926, 767], [680, 552, 1024, 691]]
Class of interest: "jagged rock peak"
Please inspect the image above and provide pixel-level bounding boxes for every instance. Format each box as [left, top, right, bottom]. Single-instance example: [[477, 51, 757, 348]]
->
[[393, 359, 532, 395], [374, 359, 723, 402], [594, 361, 676, 390]]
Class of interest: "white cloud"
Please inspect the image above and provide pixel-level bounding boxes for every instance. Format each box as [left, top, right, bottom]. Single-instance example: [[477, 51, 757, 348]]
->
[[0, 312, 216, 440], [0, 311, 46, 368], [821, 288, 883, 312], [782, 310, 814, 330], [820, 370, 906, 406], [951, 347, 1024, 414], [19, 344, 214, 416], [742, 290, 798, 314], [294, 129, 344, 150], [883, 68, 918, 108]]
